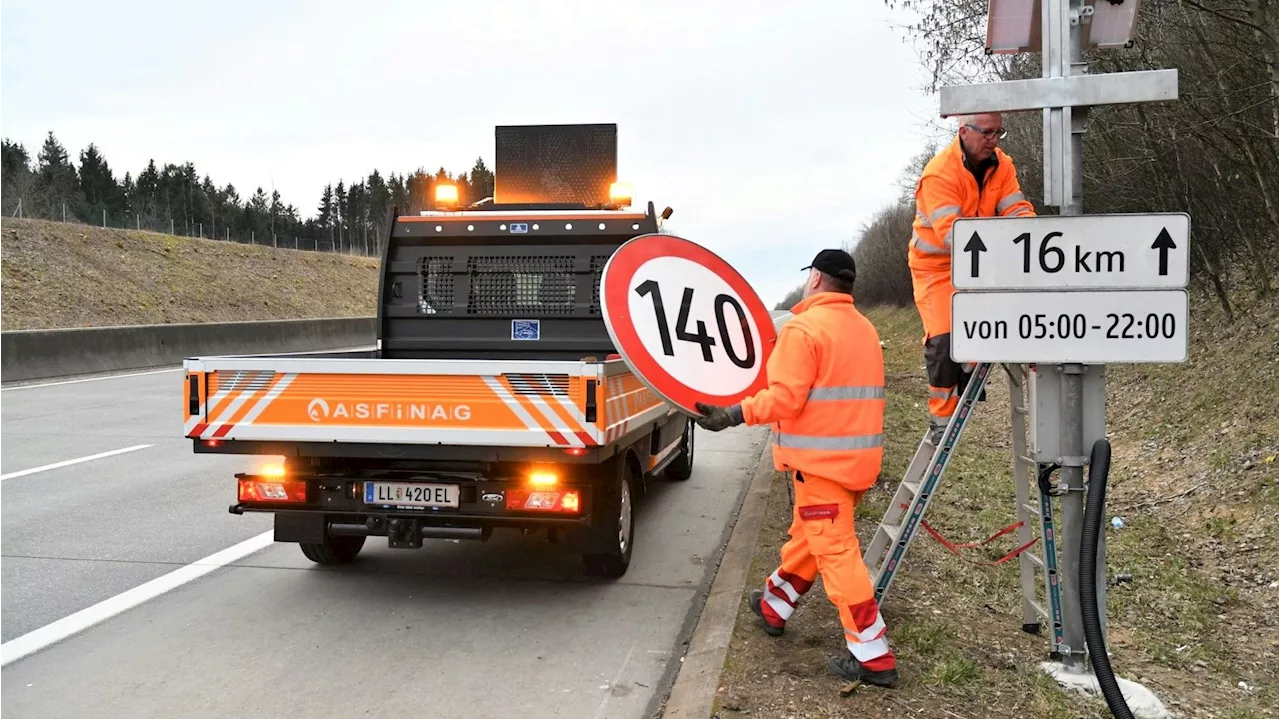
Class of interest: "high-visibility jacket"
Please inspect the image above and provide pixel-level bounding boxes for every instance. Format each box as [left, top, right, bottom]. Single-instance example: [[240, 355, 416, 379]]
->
[[740, 291, 884, 490], [908, 136, 1035, 275]]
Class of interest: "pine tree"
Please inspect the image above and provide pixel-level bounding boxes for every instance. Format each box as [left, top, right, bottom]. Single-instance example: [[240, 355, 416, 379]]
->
[[34, 131, 81, 220]]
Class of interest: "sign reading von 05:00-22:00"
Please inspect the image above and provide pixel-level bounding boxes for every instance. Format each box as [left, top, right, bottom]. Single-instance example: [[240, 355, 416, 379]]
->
[[950, 289, 1189, 364]]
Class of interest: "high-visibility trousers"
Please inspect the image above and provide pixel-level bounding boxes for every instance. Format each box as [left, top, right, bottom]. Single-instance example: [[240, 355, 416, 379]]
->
[[757, 471, 896, 672], [910, 266, 974, 428]]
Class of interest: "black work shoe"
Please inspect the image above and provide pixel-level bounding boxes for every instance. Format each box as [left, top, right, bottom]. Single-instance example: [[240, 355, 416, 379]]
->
[[927, 424, 946, 446], [827, 652, 899, 688], [748, 590, 784, 636]]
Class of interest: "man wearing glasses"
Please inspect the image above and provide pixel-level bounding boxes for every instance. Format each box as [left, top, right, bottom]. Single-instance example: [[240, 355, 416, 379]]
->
[[908, 112, 1036, 444]]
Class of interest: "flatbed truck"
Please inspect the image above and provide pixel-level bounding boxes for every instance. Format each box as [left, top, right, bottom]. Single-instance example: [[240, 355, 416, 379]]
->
[[182, 124, 693, 577]]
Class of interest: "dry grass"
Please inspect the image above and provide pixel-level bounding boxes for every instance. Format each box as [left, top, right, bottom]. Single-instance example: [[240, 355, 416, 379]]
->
[[0, 217, 379, 330], [713, 289, 1277, 718]]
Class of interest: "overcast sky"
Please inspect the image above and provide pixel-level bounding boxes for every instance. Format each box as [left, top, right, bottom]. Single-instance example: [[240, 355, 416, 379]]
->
[[2, 0, 953, 307]]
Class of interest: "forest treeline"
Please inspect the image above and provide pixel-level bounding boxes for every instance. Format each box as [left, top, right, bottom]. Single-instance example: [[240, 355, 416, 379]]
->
[[776, 0, 1277, 318], [1, 132, 492, 255]]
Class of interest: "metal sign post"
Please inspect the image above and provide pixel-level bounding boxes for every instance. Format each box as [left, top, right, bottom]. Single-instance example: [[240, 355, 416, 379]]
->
[[941, 0, 1185, 679]]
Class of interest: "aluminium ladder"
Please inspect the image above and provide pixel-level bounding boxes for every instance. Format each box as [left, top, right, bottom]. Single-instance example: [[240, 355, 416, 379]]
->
[[862, 362, 1066, 657]]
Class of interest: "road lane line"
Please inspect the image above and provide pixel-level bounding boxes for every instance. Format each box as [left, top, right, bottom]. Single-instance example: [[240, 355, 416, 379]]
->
[[0, 444, 155, 482], [0, 368, 182, 391], [0, 530, 275, 666]]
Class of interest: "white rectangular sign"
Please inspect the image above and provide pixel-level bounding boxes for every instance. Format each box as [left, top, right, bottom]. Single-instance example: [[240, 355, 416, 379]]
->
[[951, 290, 1189, 363], [951, 213, 1190, 290]]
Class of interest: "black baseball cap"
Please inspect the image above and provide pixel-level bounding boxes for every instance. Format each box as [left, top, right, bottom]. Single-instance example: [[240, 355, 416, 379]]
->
[[802, 249, 856, 281]]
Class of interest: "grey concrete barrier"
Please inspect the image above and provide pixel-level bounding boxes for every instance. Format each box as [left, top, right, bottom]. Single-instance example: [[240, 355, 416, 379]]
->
[[2, 316, 376, 382]]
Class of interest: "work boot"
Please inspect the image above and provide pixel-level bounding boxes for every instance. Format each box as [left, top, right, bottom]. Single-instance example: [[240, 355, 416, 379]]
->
[[748, 590, 785, 636], [827, 652, 899, 688], [927, 422, 946, 447]]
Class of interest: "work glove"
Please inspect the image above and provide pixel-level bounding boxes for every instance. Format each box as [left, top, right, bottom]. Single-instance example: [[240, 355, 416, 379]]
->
[[694, 403, 743, 432]]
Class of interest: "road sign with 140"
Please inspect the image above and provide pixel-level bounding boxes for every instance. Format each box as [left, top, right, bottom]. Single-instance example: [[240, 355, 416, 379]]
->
[[599, 234, 776, 414]]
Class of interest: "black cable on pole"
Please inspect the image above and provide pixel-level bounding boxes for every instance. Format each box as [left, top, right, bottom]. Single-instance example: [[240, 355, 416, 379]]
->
[[1080, 438, 1134, 719]]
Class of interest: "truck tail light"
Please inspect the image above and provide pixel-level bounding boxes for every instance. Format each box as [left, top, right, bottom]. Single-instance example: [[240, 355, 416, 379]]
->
[[506, 489, 580, 513], [239, 479, 307, 503]]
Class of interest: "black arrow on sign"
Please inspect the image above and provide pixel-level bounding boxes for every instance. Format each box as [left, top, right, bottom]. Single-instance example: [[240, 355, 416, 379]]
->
[[1151, 227, 1176, 276], [963, 232, 987, 278]]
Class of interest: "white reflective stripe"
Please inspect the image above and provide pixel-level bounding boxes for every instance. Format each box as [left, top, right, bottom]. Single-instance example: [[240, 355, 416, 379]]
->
[[1008, 207, 1034, 217], [762, 589, 796, 622], [237, 373, 297, 425], [996, 191, 1026, 213], [846, 635, 891, 662], [911, 231, 949, 255], [768, 570, 801, 603], [202, 389, 257, 436], [808, 385, 884, 401], [773, 433, 883, 450], [929, 204, 960, 223], [928, 387, 957, 401], [943, 225, 955, 248], [483, 376, 552, 442], [845, 613, 887, 643], [915, 209, 931, 228]]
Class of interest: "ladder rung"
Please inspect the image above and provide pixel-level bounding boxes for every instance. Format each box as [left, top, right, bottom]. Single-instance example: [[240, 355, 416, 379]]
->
[[902, 480, 921, 496], [878, 523, 902, 543], [1013, 406, 1028, 415], [1022, 502, 1041, 517], [1029, 600, 1049, 621], [1025, 552, 1044, 570], [1017, 455, 1037, 465]]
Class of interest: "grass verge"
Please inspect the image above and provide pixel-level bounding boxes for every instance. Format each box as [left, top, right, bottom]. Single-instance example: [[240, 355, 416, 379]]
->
[[712, 289, 1277, 718], [1, 217, 379, 330]]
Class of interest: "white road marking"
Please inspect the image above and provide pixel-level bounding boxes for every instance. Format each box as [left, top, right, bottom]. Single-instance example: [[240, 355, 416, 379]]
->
[[0, 530, 275, 666], [594, 639, 639, 718], [0, 368, 182, 391], [0, 444, 155, 482]]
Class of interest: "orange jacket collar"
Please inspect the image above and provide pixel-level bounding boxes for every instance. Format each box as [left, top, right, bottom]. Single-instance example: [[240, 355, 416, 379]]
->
[[792, 291, 853, 314]]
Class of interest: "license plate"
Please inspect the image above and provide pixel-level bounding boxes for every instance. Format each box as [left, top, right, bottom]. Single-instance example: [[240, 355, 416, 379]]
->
[[364, 481, 459, 508]]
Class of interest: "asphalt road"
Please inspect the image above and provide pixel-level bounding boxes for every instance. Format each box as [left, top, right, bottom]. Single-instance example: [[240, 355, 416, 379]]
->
[[0, 367, 768, 719]]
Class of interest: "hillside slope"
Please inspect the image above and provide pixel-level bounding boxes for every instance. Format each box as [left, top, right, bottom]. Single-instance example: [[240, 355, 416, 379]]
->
[[0, 218, 379, 330]]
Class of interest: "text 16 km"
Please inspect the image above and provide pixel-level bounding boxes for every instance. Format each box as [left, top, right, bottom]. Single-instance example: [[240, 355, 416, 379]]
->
[[1014, 232, 1125, 273], [963, 312, 1179, 341]]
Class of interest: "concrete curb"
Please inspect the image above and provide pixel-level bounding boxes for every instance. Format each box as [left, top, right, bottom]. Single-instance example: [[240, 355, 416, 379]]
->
[[661, 434, 777, 719], [1, 316, 376, 383]]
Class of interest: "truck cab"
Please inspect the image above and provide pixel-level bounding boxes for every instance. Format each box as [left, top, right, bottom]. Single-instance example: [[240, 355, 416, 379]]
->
[[183, 124, 694, 577]]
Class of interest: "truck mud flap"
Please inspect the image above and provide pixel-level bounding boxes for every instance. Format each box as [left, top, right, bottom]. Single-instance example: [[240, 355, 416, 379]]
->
[[275, 512, 327, 544]]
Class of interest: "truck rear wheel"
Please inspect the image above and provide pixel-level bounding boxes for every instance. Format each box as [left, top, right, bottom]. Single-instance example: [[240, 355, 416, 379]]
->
[[663, 418, 695, 481], [583, 455, 637, 578], [300, 535, 366, 565]]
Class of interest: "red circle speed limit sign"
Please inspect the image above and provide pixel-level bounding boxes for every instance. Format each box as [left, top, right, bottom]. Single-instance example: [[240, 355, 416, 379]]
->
[[600, 234, 777, 415]]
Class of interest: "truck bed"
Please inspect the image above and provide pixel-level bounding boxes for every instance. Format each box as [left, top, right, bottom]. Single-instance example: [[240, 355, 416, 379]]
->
[[183, 354, 673, 453]]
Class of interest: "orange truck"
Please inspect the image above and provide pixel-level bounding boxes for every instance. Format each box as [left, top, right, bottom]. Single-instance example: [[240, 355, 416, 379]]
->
[[182, 124, 693, 577]]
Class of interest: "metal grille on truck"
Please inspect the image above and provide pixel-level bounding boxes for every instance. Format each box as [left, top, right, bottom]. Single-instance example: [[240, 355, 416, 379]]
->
[[418, 256, 454, 314], [210, 370, 276, 394], [466, 255, 575, 315], [503, 373, 571, 396], [589, 254, 610, 315]]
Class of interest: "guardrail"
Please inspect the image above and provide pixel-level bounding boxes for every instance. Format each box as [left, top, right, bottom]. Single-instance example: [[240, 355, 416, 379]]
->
[[1, 317, 376, 382]]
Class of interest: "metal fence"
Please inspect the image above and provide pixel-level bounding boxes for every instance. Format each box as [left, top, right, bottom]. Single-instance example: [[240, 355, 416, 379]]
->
[[6, 199, 379, 257]]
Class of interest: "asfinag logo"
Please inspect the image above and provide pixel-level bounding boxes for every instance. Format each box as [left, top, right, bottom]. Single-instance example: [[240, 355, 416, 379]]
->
[[305, 398, 471, 423], [307, 398, 330, 422]]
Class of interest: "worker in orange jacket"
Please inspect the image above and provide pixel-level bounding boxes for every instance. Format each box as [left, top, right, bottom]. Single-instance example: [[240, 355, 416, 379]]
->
[[695, 249, 897, 688], [909, 112, 1035, 443]]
